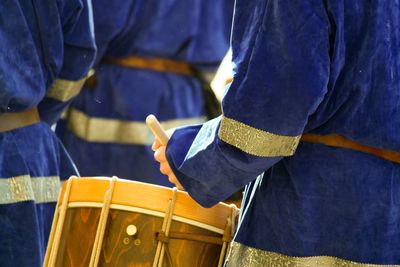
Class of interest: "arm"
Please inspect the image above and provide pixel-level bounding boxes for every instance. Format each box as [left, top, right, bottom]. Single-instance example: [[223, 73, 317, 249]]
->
[[157, 1, 331, 207]]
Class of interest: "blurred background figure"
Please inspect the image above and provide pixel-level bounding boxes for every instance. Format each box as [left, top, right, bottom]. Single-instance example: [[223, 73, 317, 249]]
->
[[0, 0, 96, 266], [56, 0, 234, 187]]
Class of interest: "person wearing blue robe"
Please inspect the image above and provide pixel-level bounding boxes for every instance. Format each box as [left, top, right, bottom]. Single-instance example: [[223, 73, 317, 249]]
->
[[55, 0, 234, 187], [0, 1, 96, 266], [153, 0, 400, 265]]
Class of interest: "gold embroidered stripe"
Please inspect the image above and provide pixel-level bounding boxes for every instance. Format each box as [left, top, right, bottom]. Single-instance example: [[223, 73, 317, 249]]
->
[[227, 242, 399, 267], [31, 176, 61, 203], [218, 116, 301, 157], [0, 176, 61, 204], [46, 77, 87, 102], [66, 108, 206, 145]]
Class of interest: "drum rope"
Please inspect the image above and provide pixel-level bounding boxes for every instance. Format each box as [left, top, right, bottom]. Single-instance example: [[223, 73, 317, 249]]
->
[[157, 187, 178, 267], [89, 176, 117, 267], [164, 245, 174, 266], [43, 179, 67, 266], [218, 217, 231, 267], [225, 205, 240, 264], [218, 205, 239, 267], [46, 176, 75, 267], [153, 187, 178, 267], [230, 204, 239, 238]]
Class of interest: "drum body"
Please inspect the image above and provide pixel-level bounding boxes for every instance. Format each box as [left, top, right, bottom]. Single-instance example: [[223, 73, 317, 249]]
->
[[44, 177, 237, 267]]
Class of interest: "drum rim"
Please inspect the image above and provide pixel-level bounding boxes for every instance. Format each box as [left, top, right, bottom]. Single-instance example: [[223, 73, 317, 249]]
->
[[59, 177, 236, 232]]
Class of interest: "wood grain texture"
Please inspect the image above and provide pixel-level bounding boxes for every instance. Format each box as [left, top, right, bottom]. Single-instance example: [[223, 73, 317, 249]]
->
[[55, 207, 100, 267], [54, 208, 225, 267]]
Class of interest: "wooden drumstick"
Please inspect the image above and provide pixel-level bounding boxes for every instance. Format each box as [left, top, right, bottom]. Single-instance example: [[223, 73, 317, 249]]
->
[[146, 114, 169, 145]]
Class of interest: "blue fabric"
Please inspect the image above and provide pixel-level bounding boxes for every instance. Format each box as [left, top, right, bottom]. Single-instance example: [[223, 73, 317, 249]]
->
[[0, 0, 95, 266], [0, 123, 79, 266], [235, 145, 400, 263], [56, 0, 234, 186], [38, 98, 72, 126], [0, 0, 96, 115], [166, 0, 400, 264], [0, 123, 77, 266], [1, 202, 55, 267], [37, 0, 97, 125]]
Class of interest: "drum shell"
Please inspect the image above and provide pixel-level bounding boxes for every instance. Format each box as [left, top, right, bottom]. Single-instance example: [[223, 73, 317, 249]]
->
[[45, 177, 237, 267]]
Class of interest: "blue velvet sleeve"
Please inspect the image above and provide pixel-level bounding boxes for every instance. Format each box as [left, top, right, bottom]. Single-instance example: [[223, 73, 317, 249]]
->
[[166, 1, 330, 207], [167, 118, 279, 207]]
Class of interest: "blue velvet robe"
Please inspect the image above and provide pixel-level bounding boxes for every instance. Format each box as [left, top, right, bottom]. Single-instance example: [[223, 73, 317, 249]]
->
[[0, 1, 96, 266], [55, 0, 234, 186], [165, 0, 400, 265]]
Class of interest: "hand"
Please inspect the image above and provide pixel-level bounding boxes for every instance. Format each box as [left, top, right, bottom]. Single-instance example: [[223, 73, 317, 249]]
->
[[152, 138, 184, 190]]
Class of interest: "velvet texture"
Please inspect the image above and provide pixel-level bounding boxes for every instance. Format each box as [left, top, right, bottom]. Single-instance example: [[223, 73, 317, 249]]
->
[[166, 0, 400, 264], [0, 0, 95, 266], [56, 0, 234, 186], [0, 124, 79, 266]]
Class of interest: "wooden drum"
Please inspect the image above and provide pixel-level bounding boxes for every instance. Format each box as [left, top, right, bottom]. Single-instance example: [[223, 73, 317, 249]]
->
[[44, 176, 238, 267]]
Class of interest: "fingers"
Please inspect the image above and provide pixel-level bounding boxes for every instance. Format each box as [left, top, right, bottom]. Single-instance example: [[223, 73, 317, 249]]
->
[[151, 137, 162, 151], [159, 161, 172, 176], [154, 146, 167, 162], [154, 146, 172, 176], [151, 135, 185, 190], [159, 157, 184, 190]]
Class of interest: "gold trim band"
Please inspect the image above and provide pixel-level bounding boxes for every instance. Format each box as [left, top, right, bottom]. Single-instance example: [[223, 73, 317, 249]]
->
[[46, 77, 87, 102], [227, 242, 399, 267], [66, 108, 206, 145], [218, 116, 301, 157], [0, 176, 61, 204]]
